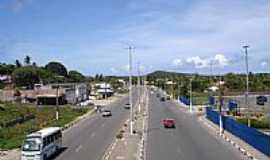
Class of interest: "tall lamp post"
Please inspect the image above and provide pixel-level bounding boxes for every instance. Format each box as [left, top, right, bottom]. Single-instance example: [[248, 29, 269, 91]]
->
[[137, 62, 141, 113], [189, 78, 193, 113], [243, 45, 250, 127], [55, 85, 59, 120], [127, 46, 134, 134]]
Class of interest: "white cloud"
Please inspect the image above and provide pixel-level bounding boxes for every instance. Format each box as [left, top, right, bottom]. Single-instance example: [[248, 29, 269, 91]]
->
[[172, 59, 183, 66], [173, 54, 230, 69], [261, 61, 268, 67], [213, 54, 229, 67], [186, 56, 209, 68]]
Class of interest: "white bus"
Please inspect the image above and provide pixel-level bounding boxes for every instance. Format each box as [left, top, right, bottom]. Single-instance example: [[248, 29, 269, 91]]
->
[[21, 127, 62, 160]]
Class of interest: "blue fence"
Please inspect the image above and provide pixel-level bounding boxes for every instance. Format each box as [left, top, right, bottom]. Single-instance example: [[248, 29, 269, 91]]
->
[[179, 96, 190, 105], [206, 107, 220, 125], [206, 107, 270, 157]]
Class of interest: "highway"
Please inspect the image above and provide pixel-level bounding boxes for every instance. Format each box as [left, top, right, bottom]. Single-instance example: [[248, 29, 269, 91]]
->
[[146, 91, 245, 160], [53, 91, 138, 160]]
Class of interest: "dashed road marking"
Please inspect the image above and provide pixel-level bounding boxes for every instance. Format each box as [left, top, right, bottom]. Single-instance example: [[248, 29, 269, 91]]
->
[[91, 132, 96, 137], [116, 156, 125, 159]]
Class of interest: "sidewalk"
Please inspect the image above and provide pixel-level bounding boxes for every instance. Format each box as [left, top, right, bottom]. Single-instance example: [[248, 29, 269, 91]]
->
[[103, 89, 148, 160]]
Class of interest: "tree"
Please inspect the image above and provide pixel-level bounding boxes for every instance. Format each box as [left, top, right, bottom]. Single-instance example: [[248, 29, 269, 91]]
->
[[32, 62, 37, 67], [45, 62, 68, 77], [0, 63, 15, 75], [24, 55, 31, 65], [99, 74, 104, 81], [68, 70, 85, 82], [12, 66, 40, 89], [15, 59, 22, 68]]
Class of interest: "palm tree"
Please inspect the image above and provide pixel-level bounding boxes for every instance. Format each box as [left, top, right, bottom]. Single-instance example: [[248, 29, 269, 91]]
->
[[24, 55, 31, 65], [15, 59, 22, 68]]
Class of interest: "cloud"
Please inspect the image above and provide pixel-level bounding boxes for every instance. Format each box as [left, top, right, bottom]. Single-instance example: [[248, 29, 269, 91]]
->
[[172, 54, 230, 69], [261, 61, 267, 67], [186, 56, 209, 68], [172, 59, 183, 66], [213, 54, 229, 67]]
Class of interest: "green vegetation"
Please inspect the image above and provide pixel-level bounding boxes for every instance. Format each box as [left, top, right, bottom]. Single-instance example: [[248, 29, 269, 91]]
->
[[147, 71, 270, 99], [68, 70, 86, 82], [0, 102, 91, 150], [192, 96, 209, 105], [12, 66, 40, 89], [237, 116, 270, 129], [45, 61, 68, 77], [0, 56, 88, 89]]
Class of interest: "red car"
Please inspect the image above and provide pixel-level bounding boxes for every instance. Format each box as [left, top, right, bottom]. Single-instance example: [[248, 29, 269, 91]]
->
[[162, 119, 175, 128]]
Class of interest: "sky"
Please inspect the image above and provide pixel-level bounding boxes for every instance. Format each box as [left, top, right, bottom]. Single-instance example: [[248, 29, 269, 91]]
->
[[0, 0, 270, 76]]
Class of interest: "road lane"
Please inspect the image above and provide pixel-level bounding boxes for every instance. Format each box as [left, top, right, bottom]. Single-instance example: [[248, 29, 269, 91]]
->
[[146, 92, 245, 160], [54, 91, 138, 160]]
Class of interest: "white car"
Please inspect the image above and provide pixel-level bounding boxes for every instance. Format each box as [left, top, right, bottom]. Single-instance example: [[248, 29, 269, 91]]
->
[[102, 110, 112, 117]]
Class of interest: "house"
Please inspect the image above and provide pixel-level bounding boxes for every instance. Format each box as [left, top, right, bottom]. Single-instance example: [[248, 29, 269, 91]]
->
[[49, 83, 88, 105], [95, 83, 114, 99], [37, 94, 66, 105]]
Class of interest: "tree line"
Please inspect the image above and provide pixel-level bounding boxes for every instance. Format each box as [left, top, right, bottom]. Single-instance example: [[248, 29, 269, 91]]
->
[[0, 56, 86, 89], [146, 70, 270, 98]]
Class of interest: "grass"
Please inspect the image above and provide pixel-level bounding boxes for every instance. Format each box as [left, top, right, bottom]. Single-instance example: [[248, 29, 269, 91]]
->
[[0, 102, 92, 150], [236, 116, 270, 129], [192, 96, 208, 105]]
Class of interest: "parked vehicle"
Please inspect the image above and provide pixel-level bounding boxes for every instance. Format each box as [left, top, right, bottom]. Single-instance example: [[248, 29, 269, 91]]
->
[[102, 110, 112, 117], [256, 96, 268, 105], [21, 127, 62, 160], [162, 119, 175, 128], [166, 96, 171, 100], [156, 93, 160, 98]]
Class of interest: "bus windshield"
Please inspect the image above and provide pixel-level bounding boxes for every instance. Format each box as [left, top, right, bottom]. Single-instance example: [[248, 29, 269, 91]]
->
[[22, 138, 41, 151]]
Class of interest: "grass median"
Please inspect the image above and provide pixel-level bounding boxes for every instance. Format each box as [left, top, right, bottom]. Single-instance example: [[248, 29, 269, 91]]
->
[[0, 102, 93, 150]]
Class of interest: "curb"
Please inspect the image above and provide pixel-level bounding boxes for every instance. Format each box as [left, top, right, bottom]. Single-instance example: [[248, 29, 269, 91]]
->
[[200, 117, 258, 160]]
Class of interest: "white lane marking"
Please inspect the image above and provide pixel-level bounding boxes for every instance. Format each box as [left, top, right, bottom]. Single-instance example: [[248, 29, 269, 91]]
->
[[91, 132, 96, 137], [116, 156, 125, 159], [75, 145, 83, 152]]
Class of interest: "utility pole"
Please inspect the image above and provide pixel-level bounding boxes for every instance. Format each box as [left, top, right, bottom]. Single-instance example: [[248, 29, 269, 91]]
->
[[189, 78, 193, 113], [218, 75, 223, 134], [127, 46, 134, 134], [178, 81, 181, 100], [55, 85, 59, 120], [243, 45, 250, 127], [137, 62, 141, 113]]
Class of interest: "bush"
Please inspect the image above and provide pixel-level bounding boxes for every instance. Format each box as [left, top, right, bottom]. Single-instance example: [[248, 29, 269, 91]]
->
[[237, 117, 270, 129], [116, 132, 123, 139]]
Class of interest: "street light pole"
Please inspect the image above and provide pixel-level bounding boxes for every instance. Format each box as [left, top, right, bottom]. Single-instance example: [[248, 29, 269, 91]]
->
[[128, 46, 134, 134], [56, 85, 59, 120], [137, 62, 141, 113], [243, 45, 250, 127], [189, 78, 193, 113]]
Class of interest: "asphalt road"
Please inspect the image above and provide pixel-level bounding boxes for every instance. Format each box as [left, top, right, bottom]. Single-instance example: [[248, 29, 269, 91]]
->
[[146, 91, 245, 160], [53, 90, 138, 160]]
